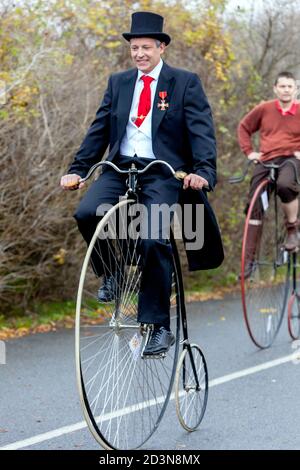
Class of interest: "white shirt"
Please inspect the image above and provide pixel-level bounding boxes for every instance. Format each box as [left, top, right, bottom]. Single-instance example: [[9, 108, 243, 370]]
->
[[120, 59, 163, 159]]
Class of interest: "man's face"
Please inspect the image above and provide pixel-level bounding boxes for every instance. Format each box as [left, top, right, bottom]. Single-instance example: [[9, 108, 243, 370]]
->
[[130, 37, 165, 74], [273, 77, 297, 103]]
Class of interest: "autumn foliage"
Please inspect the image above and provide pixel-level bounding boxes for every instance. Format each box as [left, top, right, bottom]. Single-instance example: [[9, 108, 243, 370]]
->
[[1, 0, 299, 315]]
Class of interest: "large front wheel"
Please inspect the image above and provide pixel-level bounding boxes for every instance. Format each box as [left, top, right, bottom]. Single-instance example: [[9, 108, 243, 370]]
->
[[75, 199, 180, 450], [241, 179, 290, 348]]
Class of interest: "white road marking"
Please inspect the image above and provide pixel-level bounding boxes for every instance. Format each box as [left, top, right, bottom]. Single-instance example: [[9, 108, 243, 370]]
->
[[1, 352, 299, 450]]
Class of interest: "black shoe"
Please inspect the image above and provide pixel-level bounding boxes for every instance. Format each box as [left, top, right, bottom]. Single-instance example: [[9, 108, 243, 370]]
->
[[97, 274, 117, 303], [143, 326, 175, 356]]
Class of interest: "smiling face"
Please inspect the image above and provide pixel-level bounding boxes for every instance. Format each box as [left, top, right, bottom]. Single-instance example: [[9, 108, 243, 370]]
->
[[273, 77, 297, 105], [130, 37, 165, 74]]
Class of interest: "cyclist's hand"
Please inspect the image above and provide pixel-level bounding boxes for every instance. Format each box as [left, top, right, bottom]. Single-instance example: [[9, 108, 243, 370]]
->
[[183, 173, 209, 190], [294, 151, 300, 160], [247, 152, 262, 162], [60, 174, 84, 190]]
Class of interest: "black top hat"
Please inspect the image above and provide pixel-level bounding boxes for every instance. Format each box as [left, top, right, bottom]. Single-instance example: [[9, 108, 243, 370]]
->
[[122, 12, 171, 45]]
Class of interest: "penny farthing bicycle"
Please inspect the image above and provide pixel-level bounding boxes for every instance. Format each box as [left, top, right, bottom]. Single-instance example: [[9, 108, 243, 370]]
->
[[230, 159, 300, 349], [71, 159, 208, 449]]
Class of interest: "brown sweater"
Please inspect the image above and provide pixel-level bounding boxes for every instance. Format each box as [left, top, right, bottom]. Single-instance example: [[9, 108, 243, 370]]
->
[[238, 100, 300, 161]]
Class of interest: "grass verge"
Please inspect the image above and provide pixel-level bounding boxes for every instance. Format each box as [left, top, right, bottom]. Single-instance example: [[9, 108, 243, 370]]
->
[[0, 270, 240, 340]]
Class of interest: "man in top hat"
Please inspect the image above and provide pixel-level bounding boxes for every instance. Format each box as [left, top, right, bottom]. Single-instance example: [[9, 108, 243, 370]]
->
[[61, 11, 224, 355]]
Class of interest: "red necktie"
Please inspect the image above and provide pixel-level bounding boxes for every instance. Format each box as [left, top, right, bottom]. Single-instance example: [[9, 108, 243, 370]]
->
[[135, 75, 154, 127]]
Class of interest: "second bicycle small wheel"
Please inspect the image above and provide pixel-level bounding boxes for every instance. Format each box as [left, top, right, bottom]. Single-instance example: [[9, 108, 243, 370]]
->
[[241, 179, 290, 348], [175, 344, 208, 431], [287, 293, 300, 340]]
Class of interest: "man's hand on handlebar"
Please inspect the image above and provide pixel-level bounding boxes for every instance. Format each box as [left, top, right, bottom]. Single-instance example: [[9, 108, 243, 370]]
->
[[183, 173, 209, 190], [60, 174, 85, 190], [60, 163, 210, 192], [247, 152, 262, 162]]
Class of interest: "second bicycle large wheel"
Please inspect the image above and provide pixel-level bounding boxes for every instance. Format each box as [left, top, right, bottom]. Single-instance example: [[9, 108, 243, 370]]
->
[[174, 344, 208, 431], [75, 198, 180, 450], [287, 293, 300, 340], [241, 179, 290, 348]]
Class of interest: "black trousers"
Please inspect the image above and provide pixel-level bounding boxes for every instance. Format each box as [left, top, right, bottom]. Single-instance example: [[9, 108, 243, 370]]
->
[[244, 156, 300, 217], [74, 155, 182, 327]]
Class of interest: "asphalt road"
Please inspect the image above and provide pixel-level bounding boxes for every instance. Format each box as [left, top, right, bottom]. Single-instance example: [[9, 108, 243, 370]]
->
[[1, 293, 300, 450]]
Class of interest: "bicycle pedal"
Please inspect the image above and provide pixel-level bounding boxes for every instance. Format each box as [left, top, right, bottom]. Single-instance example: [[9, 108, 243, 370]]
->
[[139, 323, 153, 336]]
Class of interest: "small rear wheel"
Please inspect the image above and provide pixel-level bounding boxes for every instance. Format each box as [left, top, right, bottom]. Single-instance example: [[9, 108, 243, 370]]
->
[[287, 293, 300, 340], [175, 344, 208, 431]]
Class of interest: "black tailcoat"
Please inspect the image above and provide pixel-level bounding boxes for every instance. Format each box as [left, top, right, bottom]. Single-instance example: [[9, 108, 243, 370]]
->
[[69, 62, 224, 270]]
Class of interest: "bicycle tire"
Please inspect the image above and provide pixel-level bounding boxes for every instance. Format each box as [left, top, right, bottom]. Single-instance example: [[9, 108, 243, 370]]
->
[[241, 179, 290, 348], [287, 293, 300, 340], [175, 344, 208, 431], [75, 198, 180, 449]]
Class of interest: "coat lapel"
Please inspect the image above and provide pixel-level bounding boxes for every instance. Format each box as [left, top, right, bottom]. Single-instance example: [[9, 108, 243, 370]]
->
[[152, 62, 175, 140], [117, 68, 138, 139]]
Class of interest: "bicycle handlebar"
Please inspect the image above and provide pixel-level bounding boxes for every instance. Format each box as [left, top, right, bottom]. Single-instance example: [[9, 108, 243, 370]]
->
[[228, 160, 252, 184], [228, 158, 300, 185], [78, 159, 188, 184], [79, 160, 188, 183]]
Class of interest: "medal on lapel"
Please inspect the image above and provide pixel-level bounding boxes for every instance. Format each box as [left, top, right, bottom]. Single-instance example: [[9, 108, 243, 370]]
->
[[157, 91, 169, 111]]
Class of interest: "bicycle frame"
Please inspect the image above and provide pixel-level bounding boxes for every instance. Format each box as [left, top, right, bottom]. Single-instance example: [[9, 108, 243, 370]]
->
[[170, 231, 200, 389], [266, 171, 281, 269]]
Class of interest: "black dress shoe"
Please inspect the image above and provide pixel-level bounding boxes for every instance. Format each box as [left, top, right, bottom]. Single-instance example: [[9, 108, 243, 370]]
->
[[143, 326, 175, 356], [97, 274, 117, 302]]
